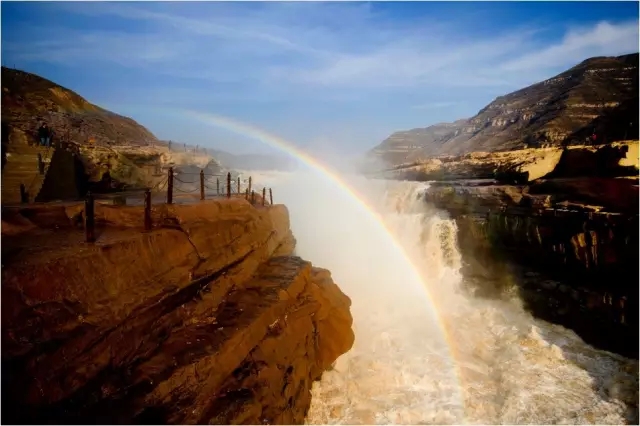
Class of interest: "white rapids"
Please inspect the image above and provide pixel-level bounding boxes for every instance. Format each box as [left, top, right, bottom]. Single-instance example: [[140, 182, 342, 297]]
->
[[250, 169, 638, 425]]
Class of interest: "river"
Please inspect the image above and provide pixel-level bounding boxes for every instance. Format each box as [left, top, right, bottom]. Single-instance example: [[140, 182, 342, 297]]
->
[[248, 169, 638, 425]]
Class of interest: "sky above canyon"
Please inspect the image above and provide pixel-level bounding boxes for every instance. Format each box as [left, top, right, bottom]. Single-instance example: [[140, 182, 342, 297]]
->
[[2, 1, 639, 158]]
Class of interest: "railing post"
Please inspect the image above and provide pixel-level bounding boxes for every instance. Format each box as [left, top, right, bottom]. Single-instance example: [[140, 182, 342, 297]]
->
[[200, 169, 205, 201], [251, 190, 255, 204], [37, 153, 44, 175], [248, 176, 252, 194], [85, 191, 95, 243], [167, 167, 174, 204], [216, 178, 220, 195], [226, 172, 231, 198], [144, 189, 152, 231], [262, 187, 266, 206], [269, 188, 273, 205], [19, 183, 28, 203], [237, 177, 241, 194]]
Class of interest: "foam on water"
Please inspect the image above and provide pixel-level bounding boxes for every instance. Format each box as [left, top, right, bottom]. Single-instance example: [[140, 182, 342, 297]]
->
[[252, 171, 638, 425]]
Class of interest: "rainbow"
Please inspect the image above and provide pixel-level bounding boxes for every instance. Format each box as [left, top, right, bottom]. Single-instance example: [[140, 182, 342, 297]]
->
[[181, 109, 467, 418]]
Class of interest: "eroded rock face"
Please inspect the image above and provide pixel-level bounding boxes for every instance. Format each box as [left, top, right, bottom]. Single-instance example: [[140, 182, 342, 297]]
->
[[372, 141, 639, 185], [370, 53, 638, 165], [420, 183, 639, 357], [1, 199, 354, 424], [453, 210, 638, 358]]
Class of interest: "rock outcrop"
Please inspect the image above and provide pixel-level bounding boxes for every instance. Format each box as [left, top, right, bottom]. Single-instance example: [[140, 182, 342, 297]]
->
[[1, 66, 157, 148], [1, 199, 354, 424], [416, 169, 638, 357], [371, 53, 638, 165], [1, 67, 224, 195], [374, 141, 639, 188], [447, 204, 638, 358]]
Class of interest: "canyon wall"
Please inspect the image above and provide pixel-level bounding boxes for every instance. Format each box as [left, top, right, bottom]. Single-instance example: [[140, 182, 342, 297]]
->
[[422, 185, 638, 357], [1, 199, 354, 424], [375, 141, 639, 187], [370, 53, 638, 165]]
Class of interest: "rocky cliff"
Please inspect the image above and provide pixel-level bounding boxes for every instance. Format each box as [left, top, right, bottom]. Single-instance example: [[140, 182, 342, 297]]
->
[[446, 200, 638, 358], [414, 164, 638, 357], [371, 53, 639, 166], [1, 199, 354, 424], [376, 140, 639, 189]]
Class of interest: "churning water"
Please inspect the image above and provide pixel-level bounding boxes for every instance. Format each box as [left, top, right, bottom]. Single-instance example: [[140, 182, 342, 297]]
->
[[251, 170, 638, 425]]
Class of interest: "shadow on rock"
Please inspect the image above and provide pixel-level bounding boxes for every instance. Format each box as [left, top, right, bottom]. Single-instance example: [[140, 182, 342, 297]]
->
[[454, 214, 639, 424]]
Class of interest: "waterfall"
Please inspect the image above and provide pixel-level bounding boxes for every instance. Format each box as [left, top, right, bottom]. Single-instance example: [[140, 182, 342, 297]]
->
[[251, 171, 638, 425]]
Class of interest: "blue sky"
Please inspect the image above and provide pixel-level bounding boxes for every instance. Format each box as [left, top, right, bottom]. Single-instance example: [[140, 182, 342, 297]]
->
[[2, 1, 638, 158]]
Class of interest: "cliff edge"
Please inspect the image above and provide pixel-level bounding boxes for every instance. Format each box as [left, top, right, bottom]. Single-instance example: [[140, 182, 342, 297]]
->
[[1, 199, 354, 424]]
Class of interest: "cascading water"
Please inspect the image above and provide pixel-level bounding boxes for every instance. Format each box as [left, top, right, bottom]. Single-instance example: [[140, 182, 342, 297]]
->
[[251, 170, 638, 425]]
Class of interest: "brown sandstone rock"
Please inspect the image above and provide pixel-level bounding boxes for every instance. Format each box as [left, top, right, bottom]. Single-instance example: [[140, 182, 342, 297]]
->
[[1, 199, 354, 424]]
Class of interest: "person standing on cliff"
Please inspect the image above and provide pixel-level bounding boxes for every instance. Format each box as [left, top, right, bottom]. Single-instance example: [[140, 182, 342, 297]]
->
[[38, 122, 51, 147]]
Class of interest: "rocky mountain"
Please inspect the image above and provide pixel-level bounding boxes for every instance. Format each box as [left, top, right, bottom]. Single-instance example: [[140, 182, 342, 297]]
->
[[371, 53, 639, 166], [2, 67, 158, 147]]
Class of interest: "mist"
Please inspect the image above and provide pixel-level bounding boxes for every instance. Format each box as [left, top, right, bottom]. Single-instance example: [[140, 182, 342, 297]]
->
[[249, 166, 637, 425]]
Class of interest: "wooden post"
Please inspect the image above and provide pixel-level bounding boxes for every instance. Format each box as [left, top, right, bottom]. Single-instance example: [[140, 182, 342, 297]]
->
[[144, 189, 152, 231], [19, 183, 28, 203], [237, 177, 241, 194], [245, 188, 249, 200], [216, 178, 220, 195], [262, 187, 266, 206], [251, 190, 255, 204], [37, 153, 44, 174], [248, 176, 252, 194], [226, 172, 231, 198], [269, 188, 273, 205], [200, 169, 205, 201], [85, 191, 95, 243], [167, 167, 174, 204]]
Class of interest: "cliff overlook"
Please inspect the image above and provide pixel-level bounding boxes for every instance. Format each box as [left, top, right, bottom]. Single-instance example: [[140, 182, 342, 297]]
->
[[1, 198, 354, 424], [371, 53, 639, 165]]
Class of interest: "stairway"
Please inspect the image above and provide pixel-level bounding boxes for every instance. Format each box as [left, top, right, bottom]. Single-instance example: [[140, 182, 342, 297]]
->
[[1, 141, 54, 205]]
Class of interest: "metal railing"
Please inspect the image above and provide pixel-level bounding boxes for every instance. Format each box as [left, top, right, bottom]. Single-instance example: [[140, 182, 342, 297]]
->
[[166, 168, 273, 205], [82, 168, 275, 243]]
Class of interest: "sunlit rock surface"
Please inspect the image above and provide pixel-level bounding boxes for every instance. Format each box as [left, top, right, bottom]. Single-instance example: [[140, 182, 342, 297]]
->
[[1, 199, 354, 424], [370, 54, 638, 164]]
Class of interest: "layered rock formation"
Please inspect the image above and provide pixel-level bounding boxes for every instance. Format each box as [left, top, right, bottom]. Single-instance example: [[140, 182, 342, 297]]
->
[[447, 201, 638, 358], [371, 53, 638, 165], [413, 145, 639, 356], [368, 50, 640, 354], [1, 199, 354, 424], [374, 141, 638, 186]]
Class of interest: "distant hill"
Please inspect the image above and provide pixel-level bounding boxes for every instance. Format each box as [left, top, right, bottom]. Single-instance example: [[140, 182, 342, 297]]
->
[[371, 53, 639, 165], [1, 67, 158, 147], [155, 142, 294, 172], [209, 149, 295, 172]]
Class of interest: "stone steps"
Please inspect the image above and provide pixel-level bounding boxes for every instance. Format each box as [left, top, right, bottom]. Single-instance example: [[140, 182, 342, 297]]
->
[[2, 143, 55, 204]]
